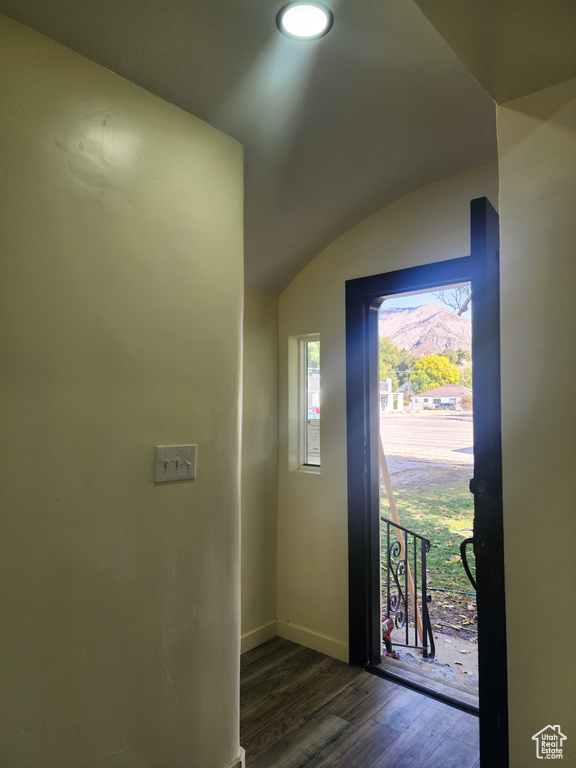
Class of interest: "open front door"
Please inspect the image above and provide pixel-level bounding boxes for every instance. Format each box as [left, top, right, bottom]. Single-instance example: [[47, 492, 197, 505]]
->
[[469, 198, 508, 765], [346, 198, 508, 767]]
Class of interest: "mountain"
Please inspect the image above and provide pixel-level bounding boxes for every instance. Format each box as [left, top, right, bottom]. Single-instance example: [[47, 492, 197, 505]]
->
[[379, 303, 471, 357]]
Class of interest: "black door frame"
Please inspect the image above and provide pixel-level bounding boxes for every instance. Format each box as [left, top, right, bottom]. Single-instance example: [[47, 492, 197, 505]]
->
[[345, 198, 508, 766]]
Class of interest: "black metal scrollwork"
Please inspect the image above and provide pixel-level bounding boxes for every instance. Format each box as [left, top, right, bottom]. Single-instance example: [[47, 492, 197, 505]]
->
[[381, 515, 435, 659], [387, 540, 407, 630]]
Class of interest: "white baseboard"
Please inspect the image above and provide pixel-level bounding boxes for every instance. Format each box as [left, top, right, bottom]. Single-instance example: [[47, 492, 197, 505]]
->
[[224, 747, 245, 768], [276, 620, 349, 663], [241, 621, 277, 654]]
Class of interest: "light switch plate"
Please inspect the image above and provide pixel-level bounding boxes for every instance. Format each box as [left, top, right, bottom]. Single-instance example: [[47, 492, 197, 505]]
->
[[154, 445, 197, 483]]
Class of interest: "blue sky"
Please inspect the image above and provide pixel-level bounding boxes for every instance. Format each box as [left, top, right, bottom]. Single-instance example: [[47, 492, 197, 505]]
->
[[379, 287, 471, 315]]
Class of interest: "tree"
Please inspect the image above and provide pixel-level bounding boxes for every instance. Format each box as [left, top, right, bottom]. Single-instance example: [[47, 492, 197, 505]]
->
[[379, 336, 401, 390], [396, 349, 418, 388], [412, 353, 460, 393], [432, 286, 471, 316], [456, 348, 471, 364], [460, 361, 472, 389], [379, 337, 418, 390], [307, 340, 320, 371], [440, 349, 458, 365]]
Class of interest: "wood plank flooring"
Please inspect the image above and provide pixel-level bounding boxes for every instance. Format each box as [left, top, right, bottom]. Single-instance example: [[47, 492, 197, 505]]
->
[[241, 638, 479, 768]]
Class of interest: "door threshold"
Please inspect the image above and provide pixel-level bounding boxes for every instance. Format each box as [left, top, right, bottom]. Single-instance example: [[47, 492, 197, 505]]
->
[[367, 655, 479, 716]]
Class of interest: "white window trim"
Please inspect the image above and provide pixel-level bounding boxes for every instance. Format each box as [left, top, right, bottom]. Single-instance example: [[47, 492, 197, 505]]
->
[[301, 335, 320, 469], [288, 334, 320, 473]]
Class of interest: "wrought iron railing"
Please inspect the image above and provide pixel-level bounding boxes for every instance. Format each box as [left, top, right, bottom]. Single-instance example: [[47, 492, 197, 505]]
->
[[381, 515, 435, 659]]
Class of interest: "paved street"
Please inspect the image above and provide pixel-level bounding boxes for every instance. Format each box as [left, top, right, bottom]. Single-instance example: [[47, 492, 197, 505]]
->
[[380, 411, 474, 465]]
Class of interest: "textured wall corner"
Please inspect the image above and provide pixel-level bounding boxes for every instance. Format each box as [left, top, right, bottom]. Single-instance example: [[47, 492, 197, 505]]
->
[[226, 747, 246, 768]]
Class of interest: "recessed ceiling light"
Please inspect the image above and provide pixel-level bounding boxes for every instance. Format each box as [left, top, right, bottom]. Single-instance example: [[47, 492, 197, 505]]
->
[[276, 2, 334, 40]]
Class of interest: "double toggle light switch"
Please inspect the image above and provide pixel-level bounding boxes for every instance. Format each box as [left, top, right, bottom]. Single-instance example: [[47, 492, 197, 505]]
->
[[154, 445, 197, 483]]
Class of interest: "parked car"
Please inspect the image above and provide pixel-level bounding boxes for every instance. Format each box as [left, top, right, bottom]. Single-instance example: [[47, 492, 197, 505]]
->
[[435, 403, 455, 410]]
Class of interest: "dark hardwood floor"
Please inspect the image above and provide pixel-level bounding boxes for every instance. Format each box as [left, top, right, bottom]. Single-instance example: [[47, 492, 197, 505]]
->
[[241, 638, 479, 768]]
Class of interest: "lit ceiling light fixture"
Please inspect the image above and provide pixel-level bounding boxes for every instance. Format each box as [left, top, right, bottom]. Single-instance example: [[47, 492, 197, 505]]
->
[[276, 2, 334, 40]]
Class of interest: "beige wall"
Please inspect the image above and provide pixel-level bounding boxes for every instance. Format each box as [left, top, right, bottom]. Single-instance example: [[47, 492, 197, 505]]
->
[[241, 289, 279, 652], [275, 79, 576, 763], [498, 78, 576, 767], [277, 165, 498, 661], [0, 15, 244, 768]]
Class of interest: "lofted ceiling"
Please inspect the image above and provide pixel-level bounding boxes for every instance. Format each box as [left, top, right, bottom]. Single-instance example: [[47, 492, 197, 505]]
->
[[413, 0, 576, 105], [1, 0, 574, 293]]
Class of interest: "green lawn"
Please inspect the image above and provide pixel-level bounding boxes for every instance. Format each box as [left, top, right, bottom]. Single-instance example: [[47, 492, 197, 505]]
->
[[380, 476, 476, 594]]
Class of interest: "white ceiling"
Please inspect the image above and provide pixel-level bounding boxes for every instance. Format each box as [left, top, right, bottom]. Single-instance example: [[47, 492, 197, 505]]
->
[[1, 0, 574, 293]]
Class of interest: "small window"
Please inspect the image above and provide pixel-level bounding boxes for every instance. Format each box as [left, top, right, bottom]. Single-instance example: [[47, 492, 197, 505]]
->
[[302, 338, 320, 466]]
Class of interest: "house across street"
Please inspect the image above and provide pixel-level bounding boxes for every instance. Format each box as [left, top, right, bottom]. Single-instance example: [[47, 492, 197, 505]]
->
[[410, 383, 473, 411]]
